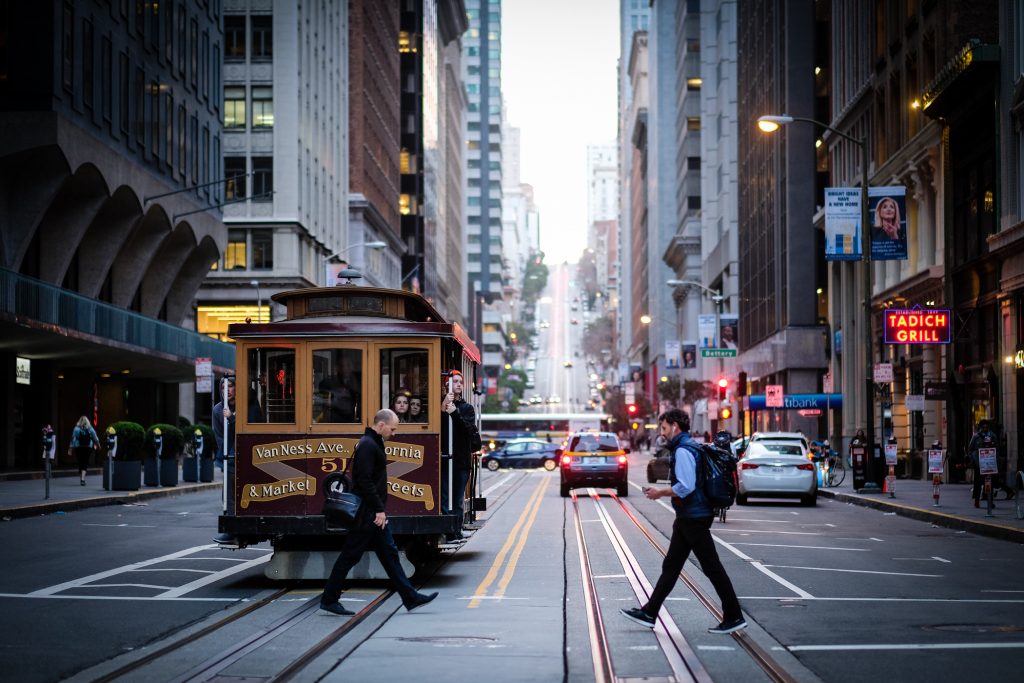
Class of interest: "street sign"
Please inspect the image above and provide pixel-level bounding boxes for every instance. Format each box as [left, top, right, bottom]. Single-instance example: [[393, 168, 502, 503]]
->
[[884, 443, 898, 466], [822, 372, 833, 394], [797, 409, 822, 417], [701, 348, 737, 358], [927, 449, 944, 474], [873, 363, 893, 383], [625, 382, 636, 405], [905, 394, 925, 412], [978, 447, 998, 475], [765, 385, 784, 408], [195, 357, 212, 378], [196, 376, 212, 393]]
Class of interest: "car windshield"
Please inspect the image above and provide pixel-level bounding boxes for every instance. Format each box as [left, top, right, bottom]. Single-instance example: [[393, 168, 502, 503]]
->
[[759, 444, 804, 456], [569, 434, 620, 452]]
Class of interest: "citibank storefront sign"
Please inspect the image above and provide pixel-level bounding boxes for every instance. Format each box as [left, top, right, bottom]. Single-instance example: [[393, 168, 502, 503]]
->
[[883, 308, 951, 344], [745, 394, 842, 410]]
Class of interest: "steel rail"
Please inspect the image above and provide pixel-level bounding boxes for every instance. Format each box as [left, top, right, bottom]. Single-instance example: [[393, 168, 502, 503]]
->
[[610, 491, 802, 683], [569, 490, 616, 683]]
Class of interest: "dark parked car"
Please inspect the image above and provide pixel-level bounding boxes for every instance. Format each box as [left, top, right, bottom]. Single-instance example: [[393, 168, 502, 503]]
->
[[481, 439, 562, 471], [560, 431, 629, 497], [646, 437, 672, 483]]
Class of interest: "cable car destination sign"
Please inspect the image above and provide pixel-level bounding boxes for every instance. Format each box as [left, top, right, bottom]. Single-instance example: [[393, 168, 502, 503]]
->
[[883, 305, 951, 344]]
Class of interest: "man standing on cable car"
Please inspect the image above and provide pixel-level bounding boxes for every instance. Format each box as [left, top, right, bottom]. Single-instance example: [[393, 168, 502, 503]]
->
[[441, 370, 480, 542]]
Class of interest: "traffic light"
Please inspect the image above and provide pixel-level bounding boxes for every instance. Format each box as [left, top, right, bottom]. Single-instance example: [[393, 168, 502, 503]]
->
[[717, 377, 728, 402], [631, 421, 640, 430], [627, 403, 638, 416], [737, 371, 748, 397], [720, 406, 732, 420]]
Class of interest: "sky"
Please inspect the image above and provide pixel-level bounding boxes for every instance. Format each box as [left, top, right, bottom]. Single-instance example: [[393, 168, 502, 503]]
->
[[501, 0, 620, 265]]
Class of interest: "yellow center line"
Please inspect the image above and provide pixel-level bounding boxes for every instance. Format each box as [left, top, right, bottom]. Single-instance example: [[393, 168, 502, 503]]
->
[[493, 476, 549, 598], [468, 477, 547, 608]]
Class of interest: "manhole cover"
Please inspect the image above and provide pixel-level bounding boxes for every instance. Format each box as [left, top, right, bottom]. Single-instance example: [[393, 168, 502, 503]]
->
[[923, 624, 1024, 634], [397, 636, 498, 646]]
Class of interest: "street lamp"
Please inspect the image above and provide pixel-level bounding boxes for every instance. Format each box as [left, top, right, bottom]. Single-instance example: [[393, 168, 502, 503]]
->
[[639, 314, 652, 325], [757, 113, 879, 492], [250, 280, 262, 323], [323, 240, 388, 285]]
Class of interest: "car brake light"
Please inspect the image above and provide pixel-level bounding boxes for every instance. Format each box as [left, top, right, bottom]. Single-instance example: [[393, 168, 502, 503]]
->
[[740, 462, 759, 470], [561, 455, 571, 465], [796, 463, 814, 471], [618, 455, 627, 464]]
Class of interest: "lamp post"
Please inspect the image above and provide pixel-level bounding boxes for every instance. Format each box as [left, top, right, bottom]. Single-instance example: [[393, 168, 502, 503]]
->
[[667, 279, 725, 428], [757, 114, 879, 492], [323, 240, 388, 285], [250, 280, 262, 323]]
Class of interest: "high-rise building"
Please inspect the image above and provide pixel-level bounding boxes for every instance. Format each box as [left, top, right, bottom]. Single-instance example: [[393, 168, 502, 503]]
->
[[0, 1, 231, 467], [198, 1, 363, 337]]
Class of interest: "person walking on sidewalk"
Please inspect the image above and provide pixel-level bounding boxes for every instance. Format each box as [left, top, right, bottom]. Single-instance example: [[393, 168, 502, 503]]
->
[[319, 409, 438, 616], [968, 420, 1015, 506], [68, 416, 99, 486], [620, 408, 746, 634]]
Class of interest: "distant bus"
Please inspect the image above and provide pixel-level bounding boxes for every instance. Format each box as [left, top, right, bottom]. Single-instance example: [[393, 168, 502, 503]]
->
[[480, 412, 610, 446]]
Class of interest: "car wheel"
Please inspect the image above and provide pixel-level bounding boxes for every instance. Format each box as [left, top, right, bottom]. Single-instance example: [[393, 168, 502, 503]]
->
[[486, 459, 500, 471], [617, 482, 629, 497], [736, 493, 748, 505], [560, 482, 571, 498], [543, 459, 556, 472], [801, 494, 817, 507]]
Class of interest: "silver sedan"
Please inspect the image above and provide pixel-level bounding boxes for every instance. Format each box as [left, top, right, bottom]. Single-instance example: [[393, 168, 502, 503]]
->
[[736, 442, 817, 506]]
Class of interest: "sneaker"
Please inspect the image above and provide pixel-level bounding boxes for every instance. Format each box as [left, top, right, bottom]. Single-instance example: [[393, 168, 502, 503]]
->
[[405, 591, 438, 612], [319, 601, 355, 616], [619, 607, 656, 628], [708, 617, 747, 634], [80, 480, 86, 486]]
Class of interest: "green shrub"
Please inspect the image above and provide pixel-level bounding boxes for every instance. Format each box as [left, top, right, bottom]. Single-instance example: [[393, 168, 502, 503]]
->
[[187, 424, 217, 459], [107, 421, 145, 461], [146, 423, 185, 459]]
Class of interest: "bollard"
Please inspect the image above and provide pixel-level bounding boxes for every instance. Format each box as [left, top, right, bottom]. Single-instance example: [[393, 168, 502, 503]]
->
[[884, 439, 898, 498], [984, 475, 994, 517], [886, 465, 896, 498], [41, 425, 55, 500], [106, 428, 117, 491], [153, 428, 163, 487], [932, 474, 942, 507]]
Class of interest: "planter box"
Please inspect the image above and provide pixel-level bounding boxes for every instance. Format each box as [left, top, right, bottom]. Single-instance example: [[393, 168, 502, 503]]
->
[[102, 460, 141, 491], [143, 457, 179, 487], [182, 457, 215, 483]]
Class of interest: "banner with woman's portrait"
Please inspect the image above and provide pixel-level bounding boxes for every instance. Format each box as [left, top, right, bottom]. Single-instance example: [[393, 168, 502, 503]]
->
[[682, 342, 697, 369], [869, 186, 907, 261]]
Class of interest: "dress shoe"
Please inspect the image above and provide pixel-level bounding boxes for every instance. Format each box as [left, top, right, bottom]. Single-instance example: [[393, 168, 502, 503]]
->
[[405, 591, 438, 612], [319, 601, 355, 616]]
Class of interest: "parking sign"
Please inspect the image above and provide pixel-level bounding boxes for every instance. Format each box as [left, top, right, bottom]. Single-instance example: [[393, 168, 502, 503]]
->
[[765, 385, 784, 408]]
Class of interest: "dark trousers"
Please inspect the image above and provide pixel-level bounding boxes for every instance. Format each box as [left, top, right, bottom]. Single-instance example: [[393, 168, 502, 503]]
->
[[643, 516, 742, 622], [322, 520, 417, 605], [972, 468, 1013, 499], [442, 466, 470, 522], [73, 447, 92, 473]]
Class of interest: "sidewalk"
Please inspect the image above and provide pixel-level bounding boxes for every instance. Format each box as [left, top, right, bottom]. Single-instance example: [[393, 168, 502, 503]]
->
[[818, 475, 1024, 543], [0, 467, 222, 520]]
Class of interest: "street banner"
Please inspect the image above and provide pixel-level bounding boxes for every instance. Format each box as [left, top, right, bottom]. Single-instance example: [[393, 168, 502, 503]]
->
[[927, 449, 944, 474], [765, 385, 784, 408], [905, 394, 925, 412], [698, 314, 717, 349], [869, 186, 908, 261], [682, 341, 697, 369], [665, 340, 681, 369], [825, 187, 862, 260], [719, 314, 738, 350], [978, 447, 998, 475]]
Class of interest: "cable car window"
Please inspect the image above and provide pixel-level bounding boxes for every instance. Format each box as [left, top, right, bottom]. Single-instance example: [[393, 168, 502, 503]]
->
[[380, 348, 429, 423], [247, 347, 295, 423], [313, 348, 362, 423]]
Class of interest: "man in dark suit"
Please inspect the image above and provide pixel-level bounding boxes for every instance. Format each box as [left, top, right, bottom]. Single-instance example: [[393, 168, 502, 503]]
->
[[320, 409, 438, 616]]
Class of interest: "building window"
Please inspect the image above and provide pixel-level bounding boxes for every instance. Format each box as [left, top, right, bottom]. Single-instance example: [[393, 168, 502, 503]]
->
[[176, 4, 185, 75], [225, 156, 246, 199], [687, 117, 700, 131], [177, 104, 186, 177], [119, 52, 129, 135], [225, 229, 246, 270], [165, 93, 174, 169], [190, 114, 198, 183], [688, 196, 701, 211], [134, 67, 145, 148], [164, 0, 174, 63], [189, 17, 198, 88], [687, 156, 700, 170], [200, 30, 209, 101], [251, 230, 273, 270], [224, 15, 245, 60], [251, 15, 272, 60], [252, 156, 272, 199], [150, 81, 160, 160], [224, 86, 245, 128], [101, 37, 112, 122], [61, 2, 74, 91], [251, 86, 273, 127], [82, 19, 94, 109]]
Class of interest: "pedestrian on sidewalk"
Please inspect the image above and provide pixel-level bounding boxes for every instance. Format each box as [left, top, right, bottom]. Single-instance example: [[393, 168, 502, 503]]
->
[[319, 409, 438, 616], [968, 420, 1015, 506], [68, 416, 99, 486], [620, 408, 746, 634]]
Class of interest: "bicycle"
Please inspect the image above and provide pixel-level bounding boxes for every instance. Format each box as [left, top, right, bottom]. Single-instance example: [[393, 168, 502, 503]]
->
[[812, 441, 846, 488]]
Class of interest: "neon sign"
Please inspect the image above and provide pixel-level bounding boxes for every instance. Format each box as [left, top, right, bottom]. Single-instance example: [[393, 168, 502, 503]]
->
[[883, 307, 951, 344]]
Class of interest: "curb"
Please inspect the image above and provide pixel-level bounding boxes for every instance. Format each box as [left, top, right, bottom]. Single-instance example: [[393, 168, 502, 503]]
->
[[0, 482, 221, 520], [817, 488, 1024, 544]]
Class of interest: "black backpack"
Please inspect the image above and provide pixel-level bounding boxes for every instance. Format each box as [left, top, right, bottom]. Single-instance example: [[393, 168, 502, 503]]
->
[[76, 428, 93, 448], [691, 442, 737, 509]]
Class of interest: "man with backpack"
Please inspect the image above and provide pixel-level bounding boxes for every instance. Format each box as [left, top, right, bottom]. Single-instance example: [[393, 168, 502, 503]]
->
[[620, 408, 746, 634]]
